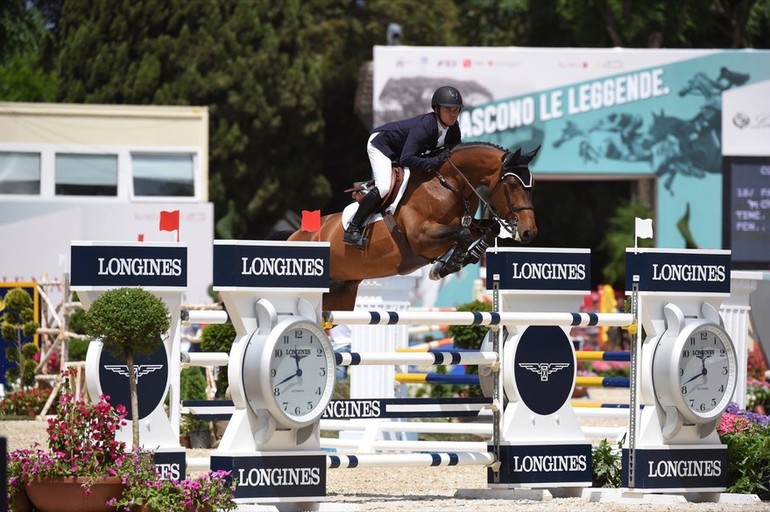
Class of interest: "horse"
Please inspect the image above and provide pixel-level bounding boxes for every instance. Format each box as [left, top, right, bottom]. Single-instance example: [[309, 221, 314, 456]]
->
[[287, 142, 540, 311]]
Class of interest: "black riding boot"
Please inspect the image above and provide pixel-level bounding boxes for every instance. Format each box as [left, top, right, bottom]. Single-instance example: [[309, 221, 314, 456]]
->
[[343, 187, 382, 248]]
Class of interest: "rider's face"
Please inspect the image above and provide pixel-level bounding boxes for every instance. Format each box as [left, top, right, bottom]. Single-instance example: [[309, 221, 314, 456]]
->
[[437, 106, 460, 127]]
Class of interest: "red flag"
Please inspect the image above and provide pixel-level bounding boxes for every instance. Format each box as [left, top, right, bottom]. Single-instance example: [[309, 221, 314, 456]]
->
[[137, 233, 144, 242], [300, 210, 321, 241], [159, 210, 180, 242]]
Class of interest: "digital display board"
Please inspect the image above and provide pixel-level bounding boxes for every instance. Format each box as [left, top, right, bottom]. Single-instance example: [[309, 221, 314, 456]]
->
[[723, 157, 770, 269]]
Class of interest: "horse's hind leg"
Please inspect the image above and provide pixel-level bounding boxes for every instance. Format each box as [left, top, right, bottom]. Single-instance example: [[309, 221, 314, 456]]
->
[[323, 279, 362, 311]]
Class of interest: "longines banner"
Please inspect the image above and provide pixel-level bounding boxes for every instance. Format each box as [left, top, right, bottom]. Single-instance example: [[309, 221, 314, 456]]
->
[[372, 46, 770, 251]]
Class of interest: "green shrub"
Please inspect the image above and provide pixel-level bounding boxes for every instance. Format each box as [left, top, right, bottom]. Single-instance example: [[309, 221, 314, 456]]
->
[[445, 300, 492, 398], [199, 322, 236, 398], [592, 439, 621, 488], [180, 366, 208, 401]]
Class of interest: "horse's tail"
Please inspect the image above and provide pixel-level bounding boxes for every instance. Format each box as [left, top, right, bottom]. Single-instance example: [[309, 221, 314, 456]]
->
[[268, 229, 294, 241]]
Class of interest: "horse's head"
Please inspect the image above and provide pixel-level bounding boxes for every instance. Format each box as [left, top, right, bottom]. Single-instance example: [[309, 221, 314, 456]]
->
[[492, 146, 539, 243]]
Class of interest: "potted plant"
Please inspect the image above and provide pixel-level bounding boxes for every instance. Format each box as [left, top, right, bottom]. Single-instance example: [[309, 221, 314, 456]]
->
[[7, 373, 236, 512], [83, 287, 170, 448], [6, 373, 157, 512], [108, 469, 236, 511]]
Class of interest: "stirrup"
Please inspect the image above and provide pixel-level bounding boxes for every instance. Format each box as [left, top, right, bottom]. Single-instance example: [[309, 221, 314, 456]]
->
[[343, 229, 369, 249]]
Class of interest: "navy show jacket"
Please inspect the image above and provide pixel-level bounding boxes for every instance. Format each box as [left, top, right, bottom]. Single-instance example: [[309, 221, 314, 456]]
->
[[370, 112, 461, 171]]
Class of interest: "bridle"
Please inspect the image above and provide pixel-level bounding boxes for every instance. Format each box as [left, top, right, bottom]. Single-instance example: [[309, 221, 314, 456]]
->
[[440, 152, 533, 236]]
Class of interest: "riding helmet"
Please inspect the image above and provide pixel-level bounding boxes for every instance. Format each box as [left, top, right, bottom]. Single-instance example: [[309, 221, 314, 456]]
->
[[431, 86, 463, 110]]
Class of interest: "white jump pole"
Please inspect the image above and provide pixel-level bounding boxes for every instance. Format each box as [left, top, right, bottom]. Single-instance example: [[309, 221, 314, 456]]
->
[[324, 310, 633, 327]]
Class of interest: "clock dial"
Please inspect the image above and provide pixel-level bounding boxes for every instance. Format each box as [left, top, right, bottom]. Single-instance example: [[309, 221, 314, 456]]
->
[[269, 324, 334, 421], [678, 324, 735, 417]]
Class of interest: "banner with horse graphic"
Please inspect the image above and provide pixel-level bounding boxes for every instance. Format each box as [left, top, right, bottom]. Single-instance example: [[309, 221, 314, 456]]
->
[[372, 46, 770, 255]]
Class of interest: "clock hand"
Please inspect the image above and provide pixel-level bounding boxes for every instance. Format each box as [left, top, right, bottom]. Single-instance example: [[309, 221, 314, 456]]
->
[[275, 372, 298, 386], [682, 370, 705, 386]]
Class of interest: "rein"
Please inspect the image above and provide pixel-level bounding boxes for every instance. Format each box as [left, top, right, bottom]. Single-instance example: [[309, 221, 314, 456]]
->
[[441, 154, 533, 234]]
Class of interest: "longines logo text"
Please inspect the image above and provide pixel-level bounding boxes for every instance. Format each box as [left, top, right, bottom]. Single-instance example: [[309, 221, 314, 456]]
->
[[237, 467, 321, 487], [287, 348, 311, 357], [323, 400, 382, 419], [511, 263, 586, 281], [647, 459, 721, 478], [156, 463, 181, 480], [511, 454, 587, 472], [651, 263, 725, 282], [97, 257, 182, 276], [241, 257, 324, 276]]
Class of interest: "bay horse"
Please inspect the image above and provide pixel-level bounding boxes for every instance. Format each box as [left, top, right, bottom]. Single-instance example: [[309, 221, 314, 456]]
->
[[288, 142, 540, 310]]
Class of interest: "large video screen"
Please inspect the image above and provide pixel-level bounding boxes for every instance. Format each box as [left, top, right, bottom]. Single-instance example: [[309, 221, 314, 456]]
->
[[723, 157, 770, 269]]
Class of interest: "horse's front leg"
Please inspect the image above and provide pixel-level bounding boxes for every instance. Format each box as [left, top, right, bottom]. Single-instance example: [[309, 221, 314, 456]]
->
[[426, 226, 475, 280]]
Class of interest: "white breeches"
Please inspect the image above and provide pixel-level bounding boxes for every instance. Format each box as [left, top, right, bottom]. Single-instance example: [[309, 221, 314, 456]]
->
[[367, 132, 396, 195]]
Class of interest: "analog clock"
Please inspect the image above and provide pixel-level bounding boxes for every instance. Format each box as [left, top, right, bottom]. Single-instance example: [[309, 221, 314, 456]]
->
[[242, 317, 335, 429], [652, 302, 737, 439]]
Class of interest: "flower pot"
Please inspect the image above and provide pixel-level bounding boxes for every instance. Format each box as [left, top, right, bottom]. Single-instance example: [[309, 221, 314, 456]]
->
[[9, 487, 34, 512], [25, 476, 126, 512], [189, 428, 212, 449]]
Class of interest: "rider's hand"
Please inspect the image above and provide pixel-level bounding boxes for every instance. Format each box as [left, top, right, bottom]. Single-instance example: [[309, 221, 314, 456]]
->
[[435, 150, 450, 167]]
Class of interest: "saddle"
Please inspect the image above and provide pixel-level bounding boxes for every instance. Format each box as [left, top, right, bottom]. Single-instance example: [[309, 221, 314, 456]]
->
[[344, 167, 430, 273], [345, 166, 404, 209]]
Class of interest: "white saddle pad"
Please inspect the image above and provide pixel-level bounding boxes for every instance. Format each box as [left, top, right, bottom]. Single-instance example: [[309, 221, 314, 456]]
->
[[342, 168, 410, 229]]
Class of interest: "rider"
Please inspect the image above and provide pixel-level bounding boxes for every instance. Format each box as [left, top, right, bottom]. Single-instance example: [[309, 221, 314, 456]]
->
[[343, 85, 463, 247]]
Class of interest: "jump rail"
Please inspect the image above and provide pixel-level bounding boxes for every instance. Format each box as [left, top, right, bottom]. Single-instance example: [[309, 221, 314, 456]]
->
[[323, 310, 634, 327]]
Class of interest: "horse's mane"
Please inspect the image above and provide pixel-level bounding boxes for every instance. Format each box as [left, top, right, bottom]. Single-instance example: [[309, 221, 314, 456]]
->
[[452, 141, 507, 153]]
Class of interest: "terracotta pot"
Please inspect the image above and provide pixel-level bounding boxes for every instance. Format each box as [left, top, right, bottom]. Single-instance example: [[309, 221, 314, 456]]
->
[[25, 476, 126, 512], [9, 487, 34, 512]]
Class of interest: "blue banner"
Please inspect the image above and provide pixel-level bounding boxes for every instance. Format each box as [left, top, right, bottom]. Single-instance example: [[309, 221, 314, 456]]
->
[[213, 242, 329, 290], [625, 249, 731, 293], [211, 454, 326, 500], [491, 444, 592, 485], [622, 447, 727, 489], [70, 244, 187, 288], [486, 249, 591, 291]]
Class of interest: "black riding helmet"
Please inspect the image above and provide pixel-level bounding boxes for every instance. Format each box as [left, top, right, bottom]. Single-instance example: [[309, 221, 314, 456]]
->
[[431, 85, 463, 110]]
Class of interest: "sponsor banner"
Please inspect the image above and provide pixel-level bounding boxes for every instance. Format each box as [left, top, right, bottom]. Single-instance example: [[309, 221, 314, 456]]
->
[[485, 249, 591, 291], [490, 443, 592, 485], [621, 447, 727, 489], [213, 241, 329, 289], [70, 243, 187, 288], [722, 79, 770, 156], [373, 46, 770, 250], [323, 397, 491, 419], [211, 453, 326, 501], [153, 451, 186, 482], [513, 326, 575, 415], [625, 249, 731, 294]]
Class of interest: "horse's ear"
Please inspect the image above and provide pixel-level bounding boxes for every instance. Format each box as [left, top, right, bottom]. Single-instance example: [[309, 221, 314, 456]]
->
[[512, 148, 522, 160], [524, 145, 541, 161]]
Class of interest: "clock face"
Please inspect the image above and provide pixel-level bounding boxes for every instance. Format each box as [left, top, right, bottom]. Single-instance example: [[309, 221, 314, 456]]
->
[[677, 324, 736, 418], [266, 321, 335, 425]]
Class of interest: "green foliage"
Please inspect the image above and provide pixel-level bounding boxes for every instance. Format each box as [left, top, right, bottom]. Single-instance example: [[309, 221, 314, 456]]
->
[[592, 439, 622, 488], [68, 338, 89, 361], [82, 287, 170, 359], [180, 367, 208, 402], [448, 300, 493, 350], [1, 288, 40, 388], [598, 202, 654, 288], [721, 428, 770, 499], [199, 322, 236, 397], [438, 300, 492, 397]]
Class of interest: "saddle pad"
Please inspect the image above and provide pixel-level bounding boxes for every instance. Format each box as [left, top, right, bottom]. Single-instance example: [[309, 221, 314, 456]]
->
[[342, 168, 411, 229]]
